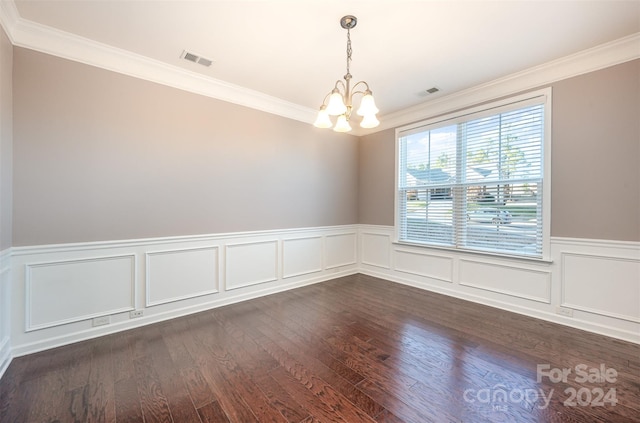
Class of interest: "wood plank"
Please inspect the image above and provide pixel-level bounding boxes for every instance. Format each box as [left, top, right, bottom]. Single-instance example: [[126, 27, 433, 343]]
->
[[87, 336, 116, 422], [111, 332, 135, 384], [180, 366, 216, 410], [183, 317, 259, 423], [150, 337, 203, 423], [197, 400, 231, 423], [211, 310, 310, 423], [64, 385, 89, 423], [269, 366, 353, 423], [24, 369, 67, 422], [65, 341, 93, 390], [114, 377, 144, 423], [132, 354, 173, 423], [235, 306, 385, 420], [191, 315, 288, 423], [0, 357, 31, 422]]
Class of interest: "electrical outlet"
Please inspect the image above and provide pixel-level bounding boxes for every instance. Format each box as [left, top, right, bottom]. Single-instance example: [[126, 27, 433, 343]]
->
[[130, 310, 144, 319], [556, 307, 574, 317], [92, 315, 110, 327]]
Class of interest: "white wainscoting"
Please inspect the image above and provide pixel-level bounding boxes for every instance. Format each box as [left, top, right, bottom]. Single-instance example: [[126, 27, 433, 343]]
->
[[146, 246, 219, 307], [358, 225, 640, 344], [394, 249, 453, 283], [282, 236, 323, 279], [2, 224, 638, 365], [0, 249, 11, 380], [25, 255, 136, 331], [8, 225, 359, 356], [459, 259, 551, 303], [360, 232, 391, 269], [325, 232, 357, 269], [560, 251, 640, 323], [226, 240, 278, 290]]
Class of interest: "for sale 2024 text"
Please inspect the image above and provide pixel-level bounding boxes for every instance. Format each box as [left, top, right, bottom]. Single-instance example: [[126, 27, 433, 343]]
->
[[537, 363, 618, 407]]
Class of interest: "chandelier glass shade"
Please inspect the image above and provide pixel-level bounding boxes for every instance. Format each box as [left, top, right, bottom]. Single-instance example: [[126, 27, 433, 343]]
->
[[313, 15, 380, 132]]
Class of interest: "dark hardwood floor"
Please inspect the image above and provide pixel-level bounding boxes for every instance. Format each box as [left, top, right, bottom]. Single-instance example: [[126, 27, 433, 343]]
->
[[1, 274, 639, 422]]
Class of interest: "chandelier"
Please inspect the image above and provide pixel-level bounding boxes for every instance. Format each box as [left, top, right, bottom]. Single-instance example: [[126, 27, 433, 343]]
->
[[313, 15, 379, 132]]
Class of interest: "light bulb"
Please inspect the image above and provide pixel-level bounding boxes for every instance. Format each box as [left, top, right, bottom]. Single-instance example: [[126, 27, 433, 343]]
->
[[313, 106, 333, 128], [360, 113, 380, 129], [333, 114, 352, 132], [356, 91, 379, 116], [326, 89, 347, 115]]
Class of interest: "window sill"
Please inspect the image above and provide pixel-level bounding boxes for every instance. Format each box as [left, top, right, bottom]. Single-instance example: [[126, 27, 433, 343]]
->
[[393, 240, 554, 264]]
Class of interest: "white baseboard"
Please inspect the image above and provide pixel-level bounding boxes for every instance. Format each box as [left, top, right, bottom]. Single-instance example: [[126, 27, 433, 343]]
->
[[9, 225, 360, 357], [0, 335, 10, 381], [2, 224, 638, 366], [358, 225, 640, 344], [12, 268, 357, 357], [361, 267, 638, 344]]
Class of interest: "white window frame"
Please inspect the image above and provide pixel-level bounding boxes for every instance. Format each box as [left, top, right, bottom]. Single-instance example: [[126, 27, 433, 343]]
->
[[394, 88, 552, 261]]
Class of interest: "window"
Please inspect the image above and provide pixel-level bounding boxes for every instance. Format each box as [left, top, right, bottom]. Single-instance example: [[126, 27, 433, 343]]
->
[[396, 90, 550, 259]]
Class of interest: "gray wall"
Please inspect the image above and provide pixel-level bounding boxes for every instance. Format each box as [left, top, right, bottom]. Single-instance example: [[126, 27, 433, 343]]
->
[[551, 60, 639, 241], [358, 128, 395, 226], [13, 48, 359, 246], [10, 47, 640, 246], [0, 28, 12, 251], [358, 59, 640, 242]]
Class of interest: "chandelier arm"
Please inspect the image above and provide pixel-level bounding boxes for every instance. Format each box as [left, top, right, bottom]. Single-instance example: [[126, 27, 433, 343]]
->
[[351, 81, 371, 93], [320, 92, 332, 107], [334, 80, 347, 92]]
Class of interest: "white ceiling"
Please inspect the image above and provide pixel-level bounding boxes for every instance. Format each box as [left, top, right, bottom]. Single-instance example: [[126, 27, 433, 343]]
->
[[8, 0, 640, 121]]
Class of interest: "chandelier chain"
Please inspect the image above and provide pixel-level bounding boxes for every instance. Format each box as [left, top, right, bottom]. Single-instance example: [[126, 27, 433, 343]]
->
[[346, 28, 352, 77]]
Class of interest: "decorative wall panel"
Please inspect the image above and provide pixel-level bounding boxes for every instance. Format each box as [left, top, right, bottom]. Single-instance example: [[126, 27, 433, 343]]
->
[[282, 237, 322, 279], [225, 240, 278, 290], [394, 249, 453, 283], [146, 247, 218, 306], [325, 233, 357, 269], [26, 255, 135, 331], [361, 232, 391, 269], [562, 253, 640, 322], [459, 259, 551, 303]]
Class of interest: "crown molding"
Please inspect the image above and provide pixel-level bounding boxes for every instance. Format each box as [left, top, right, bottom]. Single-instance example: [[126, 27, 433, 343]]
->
[[1, 0, 637, 135], [0, 0, 19, 44], [0, 0, 317, 125], [361, 32, 640, 136]]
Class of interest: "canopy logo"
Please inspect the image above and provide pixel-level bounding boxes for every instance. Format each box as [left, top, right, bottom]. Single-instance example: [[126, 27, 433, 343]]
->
[[463, 385, 553, 410], [463, 363, 619, 412]]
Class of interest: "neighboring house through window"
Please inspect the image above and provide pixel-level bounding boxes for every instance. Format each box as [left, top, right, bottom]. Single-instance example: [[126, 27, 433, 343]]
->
[[395, 89, 551, 259]]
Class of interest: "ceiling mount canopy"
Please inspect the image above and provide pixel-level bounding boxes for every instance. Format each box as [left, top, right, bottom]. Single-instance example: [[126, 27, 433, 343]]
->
[[314, 15, 380, 132]]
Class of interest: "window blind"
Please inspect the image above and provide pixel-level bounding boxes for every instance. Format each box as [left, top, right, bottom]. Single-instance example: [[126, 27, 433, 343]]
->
[[397, 97, 546, 258]]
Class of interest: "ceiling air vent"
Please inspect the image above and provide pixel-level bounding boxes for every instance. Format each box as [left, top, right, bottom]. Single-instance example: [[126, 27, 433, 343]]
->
[[417, 87, 440, 97], [180, 50, 213, 67]]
